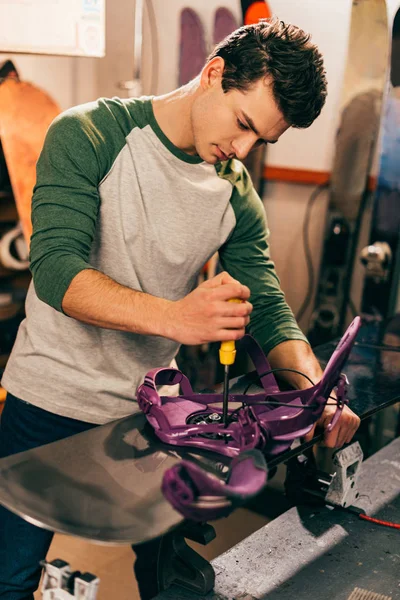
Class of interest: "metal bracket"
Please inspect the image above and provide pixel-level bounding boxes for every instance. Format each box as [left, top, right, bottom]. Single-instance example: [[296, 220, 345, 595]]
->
[[325, 441, 363, 507], [285, 441, 364, 510], [157, 522, 216, 595]]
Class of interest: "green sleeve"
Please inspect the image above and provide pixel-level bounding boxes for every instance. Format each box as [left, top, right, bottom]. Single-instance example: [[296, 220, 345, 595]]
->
[[29, 100, 128, 311], [217, 160, 308, 355]]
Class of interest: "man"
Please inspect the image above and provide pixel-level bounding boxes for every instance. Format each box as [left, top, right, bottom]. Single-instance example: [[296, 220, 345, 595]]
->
[[0, 18, 360, 600]]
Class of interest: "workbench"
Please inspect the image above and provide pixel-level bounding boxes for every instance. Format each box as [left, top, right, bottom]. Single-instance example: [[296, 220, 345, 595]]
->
[[155, 436, 400, 600]]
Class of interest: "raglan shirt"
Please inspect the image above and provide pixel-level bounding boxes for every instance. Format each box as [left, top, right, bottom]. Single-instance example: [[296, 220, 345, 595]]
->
[[1, 96, 308, 425]]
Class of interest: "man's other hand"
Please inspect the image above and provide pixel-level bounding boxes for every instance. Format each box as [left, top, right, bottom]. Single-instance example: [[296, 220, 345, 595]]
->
[[303, 403, 360, 448]]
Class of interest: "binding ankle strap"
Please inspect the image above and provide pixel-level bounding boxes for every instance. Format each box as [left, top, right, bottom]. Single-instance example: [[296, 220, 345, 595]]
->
[[239, 335, 279, 392]]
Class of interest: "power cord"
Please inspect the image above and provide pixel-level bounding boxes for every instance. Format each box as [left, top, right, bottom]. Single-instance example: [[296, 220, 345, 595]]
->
[[225, 367, 340, 426], [359, 514, 400, 530], [296, 182, 361, 326], [296, 182, 329, 323]]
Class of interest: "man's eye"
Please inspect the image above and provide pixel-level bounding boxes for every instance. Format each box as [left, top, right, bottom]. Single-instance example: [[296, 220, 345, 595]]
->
[[237, 119, 249, 130]]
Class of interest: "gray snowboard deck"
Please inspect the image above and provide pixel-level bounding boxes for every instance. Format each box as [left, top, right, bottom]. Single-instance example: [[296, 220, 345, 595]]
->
[[0, 412, 229, 544]]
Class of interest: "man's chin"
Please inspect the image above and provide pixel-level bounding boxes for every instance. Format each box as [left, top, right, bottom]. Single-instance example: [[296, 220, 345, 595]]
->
[[201, 152, 220, 165], [195, 146, 222, 165]]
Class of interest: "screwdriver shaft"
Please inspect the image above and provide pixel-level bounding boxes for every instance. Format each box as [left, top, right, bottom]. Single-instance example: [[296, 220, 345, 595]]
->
[[223, 365, 230, 426]]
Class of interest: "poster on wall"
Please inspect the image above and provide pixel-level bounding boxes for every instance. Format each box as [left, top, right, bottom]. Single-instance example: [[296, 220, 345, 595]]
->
[[0, 0, 105, 57]]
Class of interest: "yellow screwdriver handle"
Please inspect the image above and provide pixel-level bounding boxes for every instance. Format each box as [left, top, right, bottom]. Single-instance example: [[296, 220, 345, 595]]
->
[[219, 299, 243, 366]]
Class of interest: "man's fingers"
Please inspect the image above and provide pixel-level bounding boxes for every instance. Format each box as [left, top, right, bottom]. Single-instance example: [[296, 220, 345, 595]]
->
[[345, 416, 361, 444], [217, 315, 251, 330], [303, 406, 361, 449], [322, 410, 361, 448], [323, 425, 343, 448], [217, 271, 240, 286], [209, 282, 251, 302], [217, 326, 248, 341], [201, 271, 238, 288], [303, 423, 316, 443], [201, 272, 250, 297], [216, 301, 252, 318]]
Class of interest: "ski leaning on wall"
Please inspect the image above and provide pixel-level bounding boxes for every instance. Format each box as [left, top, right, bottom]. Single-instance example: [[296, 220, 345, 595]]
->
[[361, 6, 400, 323], [308, 0, 389, 346]]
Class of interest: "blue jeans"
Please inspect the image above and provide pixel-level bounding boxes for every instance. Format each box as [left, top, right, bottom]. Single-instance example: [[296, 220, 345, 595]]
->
[[0, 394, 162, 600]]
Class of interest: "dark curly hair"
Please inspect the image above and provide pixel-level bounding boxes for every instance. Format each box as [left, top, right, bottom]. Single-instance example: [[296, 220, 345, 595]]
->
[[207, 18, 327, 128]]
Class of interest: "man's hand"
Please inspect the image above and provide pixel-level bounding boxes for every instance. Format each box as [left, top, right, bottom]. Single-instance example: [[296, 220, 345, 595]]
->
[[165, 271, 253, 345], [267, 339, 361, 449], [303, 402, 360, 448]]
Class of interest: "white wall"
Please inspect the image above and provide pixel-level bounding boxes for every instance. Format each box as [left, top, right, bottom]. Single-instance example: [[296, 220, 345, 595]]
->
[[97, 0, 136, 99], [266, 0, 353, 172], [2, 0, 398, 327]]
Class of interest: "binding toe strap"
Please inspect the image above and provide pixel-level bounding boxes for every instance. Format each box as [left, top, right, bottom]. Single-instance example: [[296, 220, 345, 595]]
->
[[162, 450, 267, 521]]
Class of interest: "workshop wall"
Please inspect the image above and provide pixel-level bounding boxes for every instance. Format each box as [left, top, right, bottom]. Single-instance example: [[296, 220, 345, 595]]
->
[[101, 0, 385, 174], [139, 0, 359, 174], [2, 0, 399, 331], [97, 0, 136, 99]]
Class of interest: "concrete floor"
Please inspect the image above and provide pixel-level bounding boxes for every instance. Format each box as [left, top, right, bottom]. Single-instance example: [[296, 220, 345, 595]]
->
[[33, 508, 270, 599]]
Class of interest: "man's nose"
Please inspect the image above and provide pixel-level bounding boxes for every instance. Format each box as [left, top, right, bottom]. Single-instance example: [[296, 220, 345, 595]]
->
[[231, 133, 258, 160]]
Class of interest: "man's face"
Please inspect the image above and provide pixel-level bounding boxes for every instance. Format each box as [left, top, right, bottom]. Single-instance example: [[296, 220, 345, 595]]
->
[[190, 58, 290, 164]]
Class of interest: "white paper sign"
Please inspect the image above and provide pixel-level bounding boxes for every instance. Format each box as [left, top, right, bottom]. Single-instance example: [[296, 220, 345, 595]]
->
[[0, 0, 105, 57]]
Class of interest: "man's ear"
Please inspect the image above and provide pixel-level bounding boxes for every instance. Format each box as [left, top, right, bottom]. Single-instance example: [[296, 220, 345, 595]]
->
[[200, 56, 225, 90]]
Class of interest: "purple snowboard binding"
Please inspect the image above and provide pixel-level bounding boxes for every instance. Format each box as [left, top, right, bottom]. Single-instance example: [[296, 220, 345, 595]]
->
[[137, 317, 361, 520]]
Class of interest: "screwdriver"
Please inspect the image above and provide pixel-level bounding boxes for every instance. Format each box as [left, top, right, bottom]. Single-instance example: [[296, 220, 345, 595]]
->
[[219, 298, 242, 426]]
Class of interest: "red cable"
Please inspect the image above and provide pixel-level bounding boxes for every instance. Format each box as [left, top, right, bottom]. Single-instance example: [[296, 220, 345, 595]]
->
[[359, 514, 400, 529]]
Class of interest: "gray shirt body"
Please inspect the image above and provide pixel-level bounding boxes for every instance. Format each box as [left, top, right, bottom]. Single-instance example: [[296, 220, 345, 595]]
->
[[2, 97, 306, 424]]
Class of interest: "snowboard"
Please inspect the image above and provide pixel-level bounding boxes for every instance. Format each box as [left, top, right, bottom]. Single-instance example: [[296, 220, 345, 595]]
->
[[179, 8, 207, 87], [0, 72, 60, 246], [213, 7, 238, 45], [0, 322, 398, 546], [308, 0, 389, 345], [361, 6, 400, 323]]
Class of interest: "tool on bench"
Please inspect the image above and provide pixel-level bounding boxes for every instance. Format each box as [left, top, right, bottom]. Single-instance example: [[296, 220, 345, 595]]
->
[[220, 298, 242, 426]]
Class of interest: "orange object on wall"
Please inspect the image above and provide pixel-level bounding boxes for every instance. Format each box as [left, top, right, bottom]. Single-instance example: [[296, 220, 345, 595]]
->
[[0, 79, 60, 247], [242, 1, 272, 25]]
